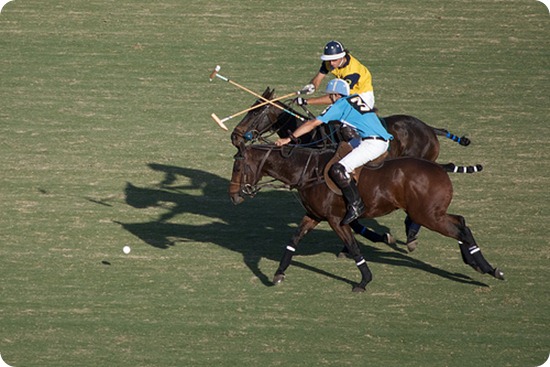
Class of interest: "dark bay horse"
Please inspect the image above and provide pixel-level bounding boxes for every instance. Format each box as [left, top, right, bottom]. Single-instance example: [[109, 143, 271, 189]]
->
[[229, 144, 504, 292], [231, 87, 478, 250], [231, 87, 470, 155]]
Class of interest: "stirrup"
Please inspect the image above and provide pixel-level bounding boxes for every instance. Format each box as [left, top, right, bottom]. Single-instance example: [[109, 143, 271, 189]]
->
[[341, 203, 366, 225]]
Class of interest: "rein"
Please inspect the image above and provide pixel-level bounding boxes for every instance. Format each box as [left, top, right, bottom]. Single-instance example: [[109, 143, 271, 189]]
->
[[238, 145, 326, 196], [251, 101, 341, 149], [289, 148, 322, 191]]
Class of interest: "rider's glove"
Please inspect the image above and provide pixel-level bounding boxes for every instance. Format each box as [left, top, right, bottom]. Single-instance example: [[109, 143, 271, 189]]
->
[[294, 97, 308, 106], [302, 83, 315, 95]]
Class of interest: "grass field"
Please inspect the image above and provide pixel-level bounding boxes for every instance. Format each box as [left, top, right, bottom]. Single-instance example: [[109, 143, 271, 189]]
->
[[1, 1, 549, 366]]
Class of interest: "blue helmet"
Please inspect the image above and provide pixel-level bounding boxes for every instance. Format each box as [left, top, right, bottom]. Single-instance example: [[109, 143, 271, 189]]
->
[[325, 79, 350, 96], [321, 40, 346, 61]]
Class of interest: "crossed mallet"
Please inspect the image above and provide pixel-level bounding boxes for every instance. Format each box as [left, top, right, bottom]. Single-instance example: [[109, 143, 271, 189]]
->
[[209, 65, 311, 131]]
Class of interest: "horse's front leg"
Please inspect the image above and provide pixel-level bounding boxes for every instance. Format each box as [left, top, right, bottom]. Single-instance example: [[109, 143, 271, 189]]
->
[[273, 214, 319, 285], [329, 220, 373, 292]]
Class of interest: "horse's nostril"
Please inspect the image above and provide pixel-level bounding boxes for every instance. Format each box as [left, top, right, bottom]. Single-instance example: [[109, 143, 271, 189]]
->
[[230, 195, 245, 205]]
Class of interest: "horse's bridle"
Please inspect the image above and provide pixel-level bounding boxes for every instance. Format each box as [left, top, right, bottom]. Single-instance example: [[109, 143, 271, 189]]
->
[[232, 104, 273, 144], [231, 145, 274, 198], [233, 101, 306, 144], [232, 145, 325, 198]]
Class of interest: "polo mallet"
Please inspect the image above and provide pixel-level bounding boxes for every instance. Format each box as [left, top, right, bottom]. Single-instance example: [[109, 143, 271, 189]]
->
[[210, 91, 301, 131], [209, 65, 306, 129]]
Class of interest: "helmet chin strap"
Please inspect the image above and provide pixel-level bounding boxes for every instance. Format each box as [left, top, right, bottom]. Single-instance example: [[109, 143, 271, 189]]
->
[[328, 94, 341, 103]]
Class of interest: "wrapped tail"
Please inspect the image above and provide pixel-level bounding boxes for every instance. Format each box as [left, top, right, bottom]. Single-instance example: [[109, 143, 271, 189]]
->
[[440, 163, 483, 173], [432, 127, 471, 146]]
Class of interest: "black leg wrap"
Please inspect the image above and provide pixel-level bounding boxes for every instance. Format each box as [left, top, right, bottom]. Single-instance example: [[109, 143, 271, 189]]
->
[[350, 220, 384, 242], [470, 247, 494, 274], [404, 215, 421, 240], [459, 242, 494, 274], [354, 255, 373, 290], [404, 215, 421, 251], [276, 246, 295, 275]]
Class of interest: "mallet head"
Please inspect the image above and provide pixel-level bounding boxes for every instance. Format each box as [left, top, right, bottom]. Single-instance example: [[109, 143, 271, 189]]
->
[[209, 65, 221, 81], [211, 113, 228, 131]]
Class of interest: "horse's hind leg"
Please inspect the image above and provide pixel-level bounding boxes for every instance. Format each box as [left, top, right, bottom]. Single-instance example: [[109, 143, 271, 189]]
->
[[404, 215, 422, 252], [429, 214, 504, 280], [455, 220, 505, 280], [273, 215, 319, 285], [337, 220, 394, 257]]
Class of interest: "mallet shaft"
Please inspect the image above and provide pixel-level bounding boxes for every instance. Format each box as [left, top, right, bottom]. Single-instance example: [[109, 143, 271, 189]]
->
[[210, 91, 302, 131]]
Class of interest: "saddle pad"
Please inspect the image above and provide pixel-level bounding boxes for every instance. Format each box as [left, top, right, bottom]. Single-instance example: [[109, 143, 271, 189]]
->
[[323, 142, 388, 195]]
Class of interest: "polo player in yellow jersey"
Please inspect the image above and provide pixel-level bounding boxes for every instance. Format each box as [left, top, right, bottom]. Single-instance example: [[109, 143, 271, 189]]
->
[[298, 40, 375, 111]]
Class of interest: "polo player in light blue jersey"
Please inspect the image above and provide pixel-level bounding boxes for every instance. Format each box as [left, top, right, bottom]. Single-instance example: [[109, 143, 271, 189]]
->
[[276, 79, 393, 225]]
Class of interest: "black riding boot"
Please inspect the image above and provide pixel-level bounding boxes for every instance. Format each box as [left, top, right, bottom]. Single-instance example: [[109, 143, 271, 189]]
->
[[340, 180, 366, 225], [329, 163, 366, 225]]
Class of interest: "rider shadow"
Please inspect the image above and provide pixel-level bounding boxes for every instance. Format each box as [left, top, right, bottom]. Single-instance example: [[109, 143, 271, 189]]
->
[[115, 163, 487, 288]]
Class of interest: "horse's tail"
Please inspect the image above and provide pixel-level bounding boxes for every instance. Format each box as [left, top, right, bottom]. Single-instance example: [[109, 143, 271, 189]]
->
[[439, 162, 483, 173], [432, 127, 471, 146]]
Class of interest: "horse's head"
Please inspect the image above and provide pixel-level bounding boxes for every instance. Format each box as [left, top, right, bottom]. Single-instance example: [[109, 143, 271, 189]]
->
[[231, 87, 279, 147], [229, 144, 261, 205]]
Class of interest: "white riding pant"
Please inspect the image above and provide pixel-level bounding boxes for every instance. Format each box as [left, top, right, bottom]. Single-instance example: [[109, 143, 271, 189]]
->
[[358, 91, 375, 110], [339, 138, 389, 174]]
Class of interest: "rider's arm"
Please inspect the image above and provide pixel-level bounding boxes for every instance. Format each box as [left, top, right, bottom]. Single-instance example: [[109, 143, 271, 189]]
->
[[303, 72, 333, 105], [304, 94, 333, 105], [274, 119, 324, 146], [310, 72, 325, 90]]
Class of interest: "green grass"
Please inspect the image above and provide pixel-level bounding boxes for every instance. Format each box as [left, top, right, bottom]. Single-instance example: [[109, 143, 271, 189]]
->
[[1, 0, 548, 366]]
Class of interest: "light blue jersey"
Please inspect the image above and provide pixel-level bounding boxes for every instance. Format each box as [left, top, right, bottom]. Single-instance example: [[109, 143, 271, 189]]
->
[[317, 94, 393, 141]]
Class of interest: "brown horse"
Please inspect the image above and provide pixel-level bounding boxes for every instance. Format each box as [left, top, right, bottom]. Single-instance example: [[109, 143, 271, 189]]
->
[[231, 87, 471, 156], [229, 144, 504, 292], [231, 87, 478, 250]]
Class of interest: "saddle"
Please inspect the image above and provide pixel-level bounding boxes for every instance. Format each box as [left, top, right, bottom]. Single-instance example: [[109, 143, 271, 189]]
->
[[324, 142, 388, 195]]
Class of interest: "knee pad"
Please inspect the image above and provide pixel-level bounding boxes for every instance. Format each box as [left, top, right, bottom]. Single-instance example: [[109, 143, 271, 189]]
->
[[329, 163, 350, 186]]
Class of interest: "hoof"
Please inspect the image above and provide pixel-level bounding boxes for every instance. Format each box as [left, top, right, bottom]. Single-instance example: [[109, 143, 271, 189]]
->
[[406, 238, 418, 252], [337, 251, 352, 259], [352, 285, 366, 293], [492, 268, 505, 280], [272, 273, 285, 284], [337, 247, 352, 259], [384, 233, 396, 245]]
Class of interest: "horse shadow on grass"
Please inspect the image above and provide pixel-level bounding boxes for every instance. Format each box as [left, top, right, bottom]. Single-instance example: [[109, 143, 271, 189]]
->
[[114, 162, 488, 288]]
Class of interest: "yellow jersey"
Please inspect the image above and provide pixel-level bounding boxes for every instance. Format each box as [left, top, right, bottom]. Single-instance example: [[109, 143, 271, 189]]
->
[[320, 54, 373, 94]]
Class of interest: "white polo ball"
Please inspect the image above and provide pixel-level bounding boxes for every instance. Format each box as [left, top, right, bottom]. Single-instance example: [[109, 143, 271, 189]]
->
[[123, 246, 131, 254]]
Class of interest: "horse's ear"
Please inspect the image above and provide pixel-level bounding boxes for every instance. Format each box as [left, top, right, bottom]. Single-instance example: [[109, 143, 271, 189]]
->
[[262, 87, 275, 100]]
